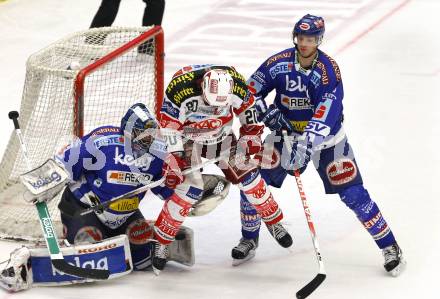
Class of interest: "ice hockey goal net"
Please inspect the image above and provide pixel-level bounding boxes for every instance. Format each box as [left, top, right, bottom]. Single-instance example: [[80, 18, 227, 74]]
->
[[0, 26, 164, 241]]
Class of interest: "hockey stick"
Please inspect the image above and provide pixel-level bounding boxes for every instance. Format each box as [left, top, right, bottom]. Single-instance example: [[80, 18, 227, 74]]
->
[[75, 149, 233, 217], [282, 131, 326, 299], [8, 111, 110, 280]]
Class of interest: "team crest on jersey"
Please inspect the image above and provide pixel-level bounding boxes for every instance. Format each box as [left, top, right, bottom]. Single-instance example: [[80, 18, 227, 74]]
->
[[326, 158, 357, 185]]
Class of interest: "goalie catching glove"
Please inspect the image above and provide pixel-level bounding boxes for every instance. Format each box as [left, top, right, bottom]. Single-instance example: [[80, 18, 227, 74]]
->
[[282, 134, 313, 174], [189, 174, 230, 216]]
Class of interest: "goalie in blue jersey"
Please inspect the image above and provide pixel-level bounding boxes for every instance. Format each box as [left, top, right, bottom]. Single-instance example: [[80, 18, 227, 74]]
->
[[0, 103, 231, 291], [233, 14, 405, 277]]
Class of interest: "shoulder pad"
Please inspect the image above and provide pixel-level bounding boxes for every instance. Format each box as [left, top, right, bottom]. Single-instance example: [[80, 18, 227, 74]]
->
[[265, 48, 294, 67]]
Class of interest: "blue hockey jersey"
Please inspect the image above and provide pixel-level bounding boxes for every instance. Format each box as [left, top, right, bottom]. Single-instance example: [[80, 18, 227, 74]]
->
[[56, 126, 172, 229], [247, 47, 344, 142]]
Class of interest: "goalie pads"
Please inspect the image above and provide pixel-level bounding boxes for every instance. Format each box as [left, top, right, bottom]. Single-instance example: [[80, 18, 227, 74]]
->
[[144, 221, 195, 267], [189, 174, 230, 217], [19, 159, 69, 204], [169, 226, 195, 266], [0, 235, 132, 292]]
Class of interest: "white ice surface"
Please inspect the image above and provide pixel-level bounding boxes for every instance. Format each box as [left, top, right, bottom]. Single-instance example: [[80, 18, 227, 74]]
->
[[0, 0, 439, 298]]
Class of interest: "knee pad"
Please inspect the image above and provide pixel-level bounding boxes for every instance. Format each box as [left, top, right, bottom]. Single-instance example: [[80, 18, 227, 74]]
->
[[73, 226, 104, 244], [339, 185, 377, 221], [239, 174, 271, 205], [126, 219, 153, 246], [339, 185, 370, 209]]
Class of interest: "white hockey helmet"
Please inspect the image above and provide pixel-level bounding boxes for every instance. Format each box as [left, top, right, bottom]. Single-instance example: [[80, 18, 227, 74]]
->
[[202, 69, 234, 106]]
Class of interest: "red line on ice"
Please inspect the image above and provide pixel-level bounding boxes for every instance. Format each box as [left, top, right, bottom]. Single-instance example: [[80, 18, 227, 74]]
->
[[335, 0, 412, 55]]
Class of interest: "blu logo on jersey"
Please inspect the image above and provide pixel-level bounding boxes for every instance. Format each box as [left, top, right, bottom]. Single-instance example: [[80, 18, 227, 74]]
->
[[285, 75, 307, 92]]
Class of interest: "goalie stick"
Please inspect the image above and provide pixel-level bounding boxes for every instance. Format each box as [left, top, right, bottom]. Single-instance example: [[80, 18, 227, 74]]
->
[[8, 111, 110, 280], [75, 151, 233, 217], [282, 131, 326, 299]]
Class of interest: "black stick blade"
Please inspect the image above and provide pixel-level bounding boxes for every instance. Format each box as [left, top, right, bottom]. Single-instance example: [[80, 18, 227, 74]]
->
[[296, 273, 326, 299], [52, 259, 110, 280]]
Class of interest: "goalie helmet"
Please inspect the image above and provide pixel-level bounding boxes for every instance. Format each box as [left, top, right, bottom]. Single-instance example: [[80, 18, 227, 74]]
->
[[202, 69, 234, 107], [292, 14, 325, 46], [121, 103, 159, 153]]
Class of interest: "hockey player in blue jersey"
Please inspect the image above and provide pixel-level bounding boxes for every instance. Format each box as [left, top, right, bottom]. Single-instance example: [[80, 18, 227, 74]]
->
[[233, 14, 405, 276], [0, 103, 230, 291], [0, 103, 191, 291], [56, 103, 172, 271]]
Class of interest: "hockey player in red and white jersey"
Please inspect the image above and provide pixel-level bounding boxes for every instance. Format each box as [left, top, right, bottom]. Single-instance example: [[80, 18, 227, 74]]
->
[[152, 65, 293, 273]]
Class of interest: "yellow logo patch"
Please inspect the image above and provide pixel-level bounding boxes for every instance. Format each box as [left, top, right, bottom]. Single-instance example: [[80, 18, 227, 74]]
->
[[109, 197, 139, 212], [290, 121, 309, 133]]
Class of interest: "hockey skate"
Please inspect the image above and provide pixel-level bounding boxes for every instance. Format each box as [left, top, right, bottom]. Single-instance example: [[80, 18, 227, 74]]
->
[[266, 222, 293, 248], [382, 243, 406, 277], [152, 241, 169, 276], [0, 247, 31, 292], [231, 238, 258, 266]]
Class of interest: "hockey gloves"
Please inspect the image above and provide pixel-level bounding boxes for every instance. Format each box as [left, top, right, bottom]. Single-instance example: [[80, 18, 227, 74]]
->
[[255, 103, 294, 134], [162, 151, 188, 189], [238, 125, 264, 155], [283, 136, 313, 175]]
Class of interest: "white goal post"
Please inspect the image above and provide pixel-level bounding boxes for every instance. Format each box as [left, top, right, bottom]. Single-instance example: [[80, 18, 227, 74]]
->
[[0, 26, 164, 241]]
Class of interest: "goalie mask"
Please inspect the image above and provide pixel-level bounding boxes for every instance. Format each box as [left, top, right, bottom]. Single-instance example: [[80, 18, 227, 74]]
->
[[121, 103, 159, 154], [202, 69, 234, 107]]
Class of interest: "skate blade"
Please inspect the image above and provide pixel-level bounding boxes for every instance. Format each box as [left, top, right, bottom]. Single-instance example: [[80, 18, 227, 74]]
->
[[389, 258, 407, 277], [152, 267, 161, 276], [232, 251, 256, 266]]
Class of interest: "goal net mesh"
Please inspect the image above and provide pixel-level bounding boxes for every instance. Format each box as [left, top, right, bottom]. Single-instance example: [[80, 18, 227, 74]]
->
[[0, 26, 164, 241]]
